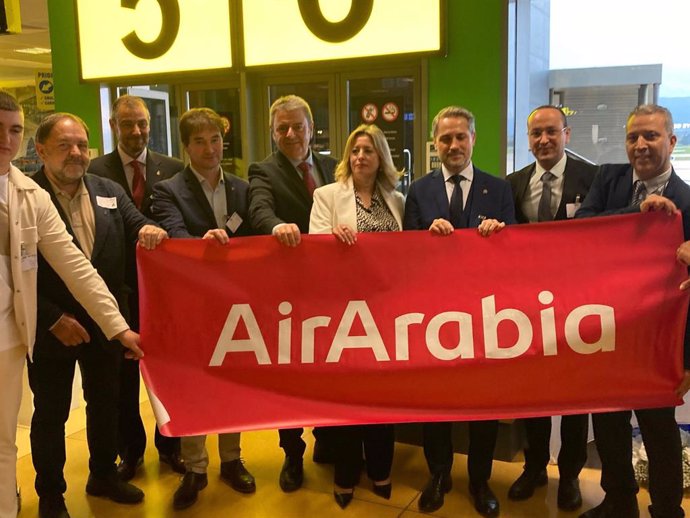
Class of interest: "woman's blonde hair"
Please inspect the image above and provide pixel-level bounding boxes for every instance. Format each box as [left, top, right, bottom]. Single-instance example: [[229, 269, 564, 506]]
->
[[335, 124, 403, 191]]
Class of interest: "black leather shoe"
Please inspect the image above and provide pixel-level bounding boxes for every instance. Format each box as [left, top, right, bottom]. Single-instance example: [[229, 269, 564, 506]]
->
[[507, 469, 547, 500], [372, 482, 392, 500], [557, 477, 582, 511], [159, 451, 186, 475], [220, 458, 256, 493], [173, 472, 208, 510], [313, 439, 336, 464], [279, 456, 304, 492], [85, 473, 144, 504], [578, 496, 639, 518], [38, 494, 71, 518], [469, 481, 500, 517], [418, 472, 452, 513], [334, 490, 353, 509], [116, 457, 143, 481]]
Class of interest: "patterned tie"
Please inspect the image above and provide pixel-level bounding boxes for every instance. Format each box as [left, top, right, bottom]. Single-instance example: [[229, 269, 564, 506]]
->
[[630, 180, 647, 207], [298, 161, 316, 196], [448, 174, 465, 228], [130, 160, 145, 210], [537, 171, 555, 222]]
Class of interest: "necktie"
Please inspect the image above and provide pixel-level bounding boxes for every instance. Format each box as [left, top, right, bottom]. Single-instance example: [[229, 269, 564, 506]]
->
[[448, 174, 465, 228], [298, 161, 316, 196], [631, 180, 647, 207], [537, 171, 555, 222], [130, 160, 145, 210]]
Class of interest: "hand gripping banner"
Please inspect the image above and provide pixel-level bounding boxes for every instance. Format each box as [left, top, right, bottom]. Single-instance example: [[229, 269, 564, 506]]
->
[[137, 212, 689, 436]]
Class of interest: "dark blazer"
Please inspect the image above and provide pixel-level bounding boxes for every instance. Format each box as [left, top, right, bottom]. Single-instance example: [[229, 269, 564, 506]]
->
[[248, 149, 337, 234], [32, 169, 153, 340], [88, 148, 183, 218], [576, 163, 690, 367], [508, 157, 598, 223], [403, 166, 516, 230], [151, 165, 253, 238]]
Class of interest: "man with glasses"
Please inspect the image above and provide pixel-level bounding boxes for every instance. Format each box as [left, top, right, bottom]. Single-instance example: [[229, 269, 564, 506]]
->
[[248, 94, 337, 491], [506, 105, 597, 512], [89, 94, 184, 481]]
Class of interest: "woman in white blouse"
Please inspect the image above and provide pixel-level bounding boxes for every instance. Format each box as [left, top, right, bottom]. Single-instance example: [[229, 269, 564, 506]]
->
[[309, 123, 404, 508]]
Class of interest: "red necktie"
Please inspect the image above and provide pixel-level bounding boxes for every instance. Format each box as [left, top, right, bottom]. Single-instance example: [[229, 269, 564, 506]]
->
[[298, 161, 316, 196], [130, 160, 145, 209]]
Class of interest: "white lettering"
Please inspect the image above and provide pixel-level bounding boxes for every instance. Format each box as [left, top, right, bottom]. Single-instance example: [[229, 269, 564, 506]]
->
[[539, 291, 557, 356], [565, 304, 616, 354], [209, 304, 271, 366], [426, 311, 474, 360], [483, 295, 532, 359], [395, 313, 424, 360], [326, 301, 389, 363]]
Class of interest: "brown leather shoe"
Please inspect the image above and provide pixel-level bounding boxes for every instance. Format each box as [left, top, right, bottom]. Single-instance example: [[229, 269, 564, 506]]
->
[[220, 458, 256, 493]]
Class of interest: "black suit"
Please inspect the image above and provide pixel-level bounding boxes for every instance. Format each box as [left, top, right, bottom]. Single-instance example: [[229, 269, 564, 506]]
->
[[404, 166, 516, 485], [576, 164, 689, 518], [248, 149, 337, 459], [29, 170, 153, 497], [88, 148, 183, 464], [507, 157, 597, 481], [151, 165, 252, 238], [249, 149, 337, 234]]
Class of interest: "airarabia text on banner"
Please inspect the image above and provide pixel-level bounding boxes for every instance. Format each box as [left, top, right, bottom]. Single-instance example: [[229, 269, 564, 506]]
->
[[209, 291, 616, 367]]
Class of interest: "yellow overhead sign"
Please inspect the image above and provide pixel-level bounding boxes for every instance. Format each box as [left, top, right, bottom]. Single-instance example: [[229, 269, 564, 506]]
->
[[242, 0, 441, 67], [75, 0, 232, 81]]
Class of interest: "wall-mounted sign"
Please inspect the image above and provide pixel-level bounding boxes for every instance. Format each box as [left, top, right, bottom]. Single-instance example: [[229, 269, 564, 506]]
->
[[75, 0, 232, 81], [35, 71, 54, 111], [242, 0, 441, 67]]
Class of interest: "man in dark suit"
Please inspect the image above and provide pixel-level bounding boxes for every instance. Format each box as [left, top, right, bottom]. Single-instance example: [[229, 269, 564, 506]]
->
[[506, 105, 597, 511], [576, 104, 690, 518], [248, 94, 338, 492], [88, 95, 184, 480], [29, 113, 167, 518], [404, 106, 515, 518], [152, 107, 256, 511]]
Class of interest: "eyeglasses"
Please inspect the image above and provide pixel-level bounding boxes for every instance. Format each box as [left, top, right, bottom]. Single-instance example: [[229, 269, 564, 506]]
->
[[274, 123, 306, 135], [528, 127, 567, 139]]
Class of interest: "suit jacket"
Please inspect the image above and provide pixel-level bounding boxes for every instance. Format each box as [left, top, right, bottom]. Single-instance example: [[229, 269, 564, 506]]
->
[[576, 163, 690, 367], [88, 148, 183, 218], [151, 165, 252, 238], [403, 166, 516, 230], [6, 165, 127, 356], [309, 177, 405, 234], [508, 156, 598, 223], [248, 149, 337, 234], [32, 169, 153, 345]]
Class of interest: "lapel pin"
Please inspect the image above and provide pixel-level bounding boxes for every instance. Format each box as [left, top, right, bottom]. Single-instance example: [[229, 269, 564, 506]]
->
[[156, 170, 161, 176], [482, 188, 488, 194]]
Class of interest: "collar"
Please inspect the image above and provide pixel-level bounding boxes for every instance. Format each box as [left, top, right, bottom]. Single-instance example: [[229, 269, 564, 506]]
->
[[190, 165, 224, 186], [48, 176, 88, 201], [7, 164, 38, 191], [633, 166, 672, 192], [287, 149, 313, 169], [117, 145, 147, 167], [442, 162, 474, 183], [535, 153, 567, 179]]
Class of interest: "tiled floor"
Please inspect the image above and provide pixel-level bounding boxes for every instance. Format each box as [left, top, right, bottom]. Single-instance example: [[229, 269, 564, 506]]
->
[[15, 402, 687, 517]]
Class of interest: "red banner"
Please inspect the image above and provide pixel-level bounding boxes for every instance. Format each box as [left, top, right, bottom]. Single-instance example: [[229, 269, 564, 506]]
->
[[138, 212, 689, 436]]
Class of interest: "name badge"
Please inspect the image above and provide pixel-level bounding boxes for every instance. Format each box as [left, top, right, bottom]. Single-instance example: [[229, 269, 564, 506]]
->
[[96, 196, 117, 209], [566, 202, 581, 219], [20, 243, 37, 271], [226, 212, 243, 234]]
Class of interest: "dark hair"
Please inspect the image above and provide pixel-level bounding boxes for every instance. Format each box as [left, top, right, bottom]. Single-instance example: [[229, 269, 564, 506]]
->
[[627, 104, 674, 135], [179, 107, 225, 146], [35, 113, 90, 144]]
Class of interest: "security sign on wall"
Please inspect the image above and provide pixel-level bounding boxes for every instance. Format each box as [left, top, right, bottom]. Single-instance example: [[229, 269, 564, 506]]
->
[[75, 0, 232, 81], [242, 0, 441, 67]]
